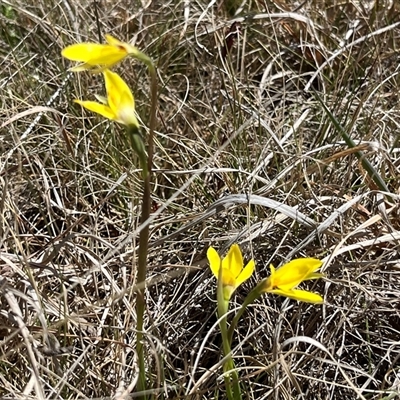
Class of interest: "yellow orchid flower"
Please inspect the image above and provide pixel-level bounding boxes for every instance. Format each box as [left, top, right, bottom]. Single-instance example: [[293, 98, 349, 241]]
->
[[74, 69, 139, 127], [207, 244, 255, 301], [261, 258, 324, 304], [61, 34, 141, 71]]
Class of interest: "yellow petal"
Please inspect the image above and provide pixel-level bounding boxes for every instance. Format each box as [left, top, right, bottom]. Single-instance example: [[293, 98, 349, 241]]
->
[[272, 258, 323, 290], [62, 43, 106, 61], [222, 244, 243, 280], [61, 43, 127, 65], [117, 90, 139, 127], [105, 34, 123, 46], [104, 70, 135, 111], [74, 99, 116, 121], [220, 268, 237, 288], [105, 34, 140, 57], [62, 43, 127, 66], [207, 247, 221, 280], [270, 288, 323, 304], [235, 259, 255, 287]]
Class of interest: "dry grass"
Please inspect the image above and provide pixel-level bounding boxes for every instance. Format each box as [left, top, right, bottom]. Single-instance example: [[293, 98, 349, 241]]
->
[[1, 0, 400, 399]]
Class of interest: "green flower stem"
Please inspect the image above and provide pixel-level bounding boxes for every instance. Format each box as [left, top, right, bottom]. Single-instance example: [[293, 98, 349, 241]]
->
[[228, 282, 264, 345], [127, 126, 148, 179], [135, 56, 157, 399], [217, 274, 241, 400], [219, 306, 235, 400]]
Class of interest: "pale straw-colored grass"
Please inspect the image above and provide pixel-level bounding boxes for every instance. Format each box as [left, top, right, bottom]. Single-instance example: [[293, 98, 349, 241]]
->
[[1, 1, 399, 399]]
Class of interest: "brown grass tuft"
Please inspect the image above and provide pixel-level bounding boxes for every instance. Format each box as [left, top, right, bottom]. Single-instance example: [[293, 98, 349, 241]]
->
[[1, 1, 400, 399]]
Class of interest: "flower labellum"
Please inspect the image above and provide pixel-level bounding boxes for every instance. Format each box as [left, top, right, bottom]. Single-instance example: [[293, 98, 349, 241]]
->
[[261, 258, 324, 303], [74, 69, 139, 128], [207, 244, 255, 301], [61, 34, 140, 71]]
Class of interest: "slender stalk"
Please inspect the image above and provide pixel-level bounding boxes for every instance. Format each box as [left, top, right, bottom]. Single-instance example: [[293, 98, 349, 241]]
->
[[217, 272, 242, 400], [313, 91, 391, 199], [220, 311, 235, 400], [228, 285, 263, 345], [135, 60, 157, 398]]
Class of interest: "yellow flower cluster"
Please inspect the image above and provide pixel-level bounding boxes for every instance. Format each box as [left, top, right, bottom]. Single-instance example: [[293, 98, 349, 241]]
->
[[62, 35, 325, 305], [62, 34, 139, 128], [207, 244, 323, 304]]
